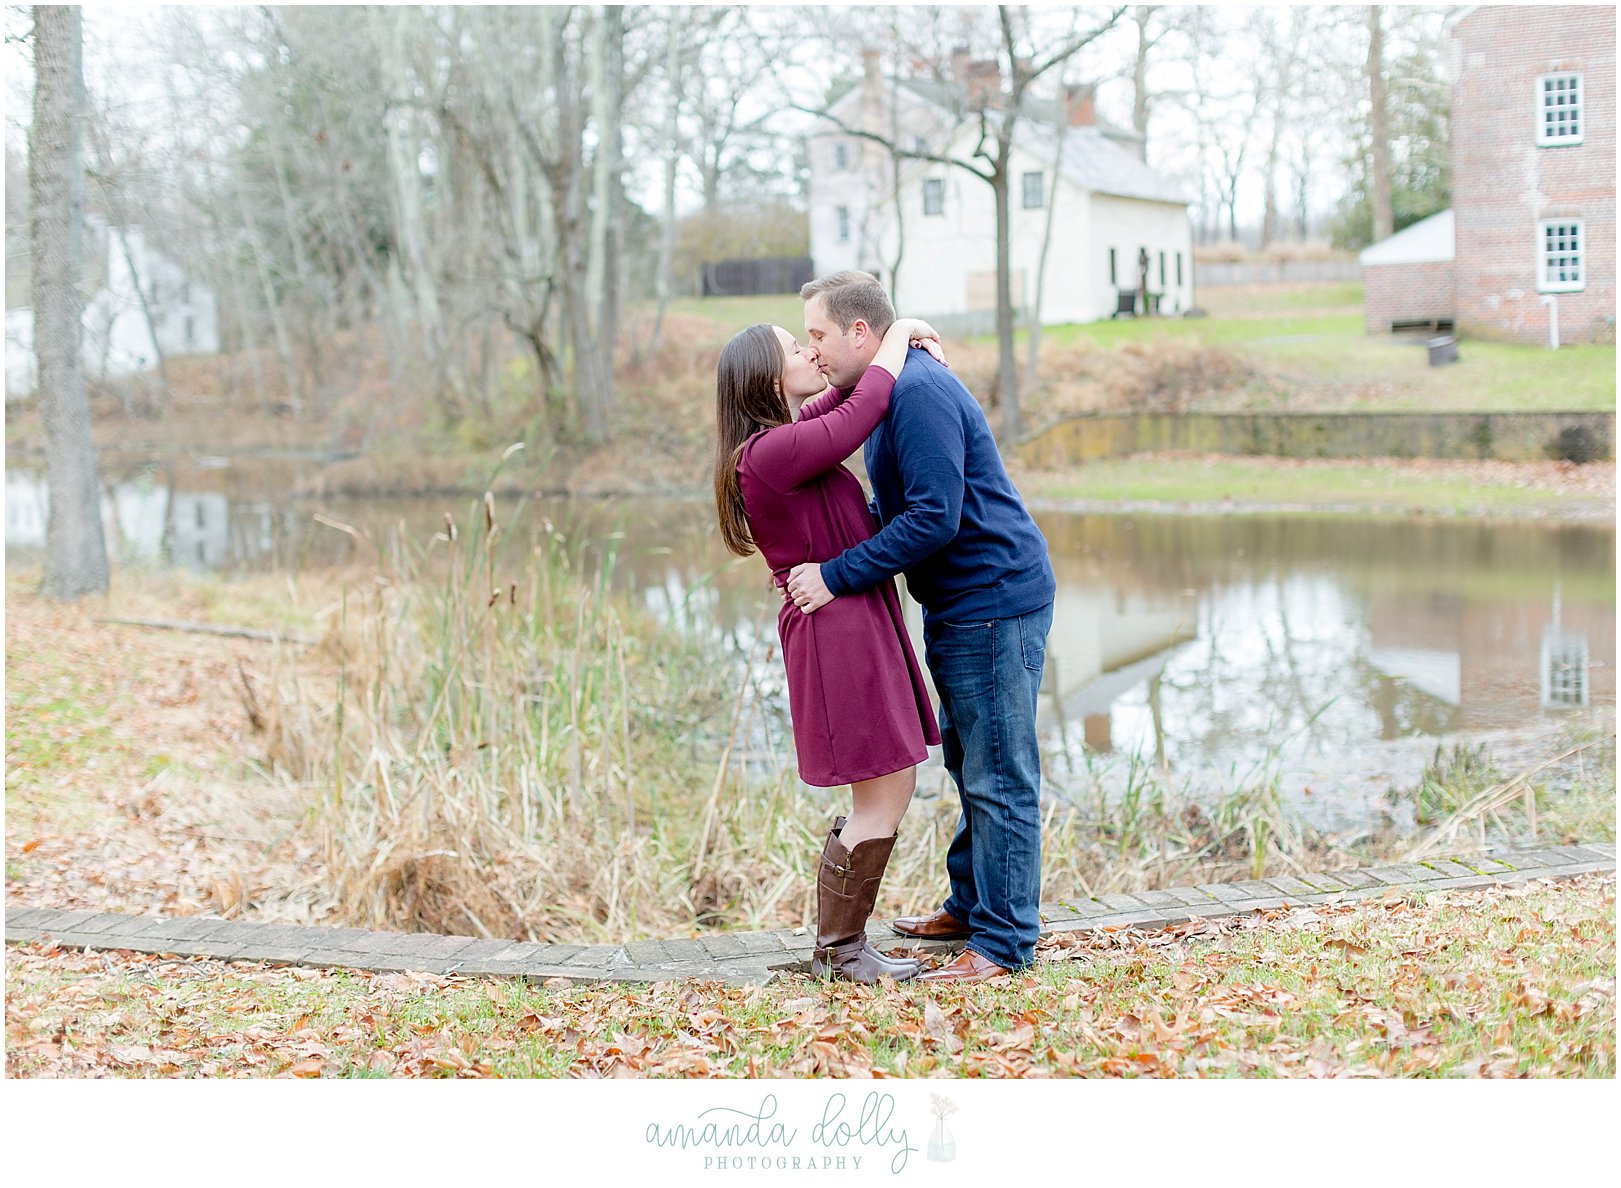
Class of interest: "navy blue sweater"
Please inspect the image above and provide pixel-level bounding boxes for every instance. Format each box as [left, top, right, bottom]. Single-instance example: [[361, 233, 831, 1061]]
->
[[821, 349, 1055, 624]]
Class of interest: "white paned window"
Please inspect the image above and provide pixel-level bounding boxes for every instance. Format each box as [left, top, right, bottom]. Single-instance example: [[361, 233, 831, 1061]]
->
[[1538, 219, 1584, 291], [1021, 171, 1043, 210], [836, 206, 850, 243], [923, 178, 944, 216], [834, 142, 849, 170], [1536, 73, 1582, 145]]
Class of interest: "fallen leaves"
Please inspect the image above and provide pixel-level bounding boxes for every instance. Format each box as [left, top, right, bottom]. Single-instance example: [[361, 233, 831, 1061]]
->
[[5, 873, 1614, 1080]]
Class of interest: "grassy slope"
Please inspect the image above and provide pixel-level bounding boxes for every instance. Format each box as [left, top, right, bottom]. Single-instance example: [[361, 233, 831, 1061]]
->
[[685, 284, 1617, 413]]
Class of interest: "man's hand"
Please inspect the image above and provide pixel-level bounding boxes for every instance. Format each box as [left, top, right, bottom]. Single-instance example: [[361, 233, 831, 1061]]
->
[[785, 562, 835, 614]]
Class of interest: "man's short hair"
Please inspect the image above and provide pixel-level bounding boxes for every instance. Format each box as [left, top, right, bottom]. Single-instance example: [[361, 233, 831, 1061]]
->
[[800, 270, 895, 337]]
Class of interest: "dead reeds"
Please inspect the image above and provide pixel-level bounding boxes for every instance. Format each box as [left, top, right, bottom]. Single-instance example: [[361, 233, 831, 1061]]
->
[[249, 489, 1613, 943]]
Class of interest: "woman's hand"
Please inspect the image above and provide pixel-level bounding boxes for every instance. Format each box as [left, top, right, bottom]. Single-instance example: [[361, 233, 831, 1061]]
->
[[893, 317, 949, 368]]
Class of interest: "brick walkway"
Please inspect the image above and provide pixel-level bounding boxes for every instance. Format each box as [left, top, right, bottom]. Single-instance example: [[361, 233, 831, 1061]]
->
[[6, 842, 1613, 987]]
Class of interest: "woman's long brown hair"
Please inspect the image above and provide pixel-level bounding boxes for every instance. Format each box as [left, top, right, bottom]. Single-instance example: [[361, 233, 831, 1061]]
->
[[714, 323, 791, 557]]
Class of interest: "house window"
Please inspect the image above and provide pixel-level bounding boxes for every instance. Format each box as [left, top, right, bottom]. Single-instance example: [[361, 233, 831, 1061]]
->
[[836, 206, 850, 243], [1021, 171, 1043, 210], [1538, 219, 1584, 291], [1109, 247, 1117, 286], [1158, 251, 1166, 287], [184, 316, 195, 346], [1536, 73, 1582, 145], [180, 283, 191, 305], [834, 142, 849, 170], [1176, 251, 1183, 286], [911, 136, 927, 155], [1541, 625, 1589, 707], [923, 178, 944, 216]]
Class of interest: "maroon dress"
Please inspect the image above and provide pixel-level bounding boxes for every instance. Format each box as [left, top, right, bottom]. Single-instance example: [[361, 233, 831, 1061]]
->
[[738, 364, 941, 787]]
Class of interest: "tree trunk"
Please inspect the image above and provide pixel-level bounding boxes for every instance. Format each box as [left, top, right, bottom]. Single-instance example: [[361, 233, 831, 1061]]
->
[[1026, 114, 1069, 386], [31, 4, 108, 601], [648, 6, 683, 360], [235, 180, 305, 414], [993, 142, 1019, 440], [381, 6, 457, 418], [1260, 119, 1283, 247], [1131, 6, 1155, 141], [1366, 5, 1394, 243], [579, 5, 621, 443]]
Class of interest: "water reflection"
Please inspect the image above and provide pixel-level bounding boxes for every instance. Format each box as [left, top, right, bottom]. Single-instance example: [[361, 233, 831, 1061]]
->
[[6, 467, 1613, 791], [7, 465, 282, 572]]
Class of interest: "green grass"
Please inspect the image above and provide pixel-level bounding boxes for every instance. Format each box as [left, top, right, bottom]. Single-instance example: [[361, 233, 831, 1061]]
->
[[1200, 281, 1367, 315], [1019, 455, 1600, 514]]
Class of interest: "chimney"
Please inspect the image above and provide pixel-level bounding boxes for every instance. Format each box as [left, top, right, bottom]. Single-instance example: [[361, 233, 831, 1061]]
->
[[966, 58, 1001, 108], [861, 47, 882, 139], [1063, 83, 1097, 127]]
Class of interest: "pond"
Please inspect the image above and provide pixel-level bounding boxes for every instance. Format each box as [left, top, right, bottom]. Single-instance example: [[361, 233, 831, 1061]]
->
[[7, 462, 1614, 830]]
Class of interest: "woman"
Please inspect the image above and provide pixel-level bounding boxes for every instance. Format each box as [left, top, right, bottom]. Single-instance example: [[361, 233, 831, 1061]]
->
[[714, 316, 942, 983]]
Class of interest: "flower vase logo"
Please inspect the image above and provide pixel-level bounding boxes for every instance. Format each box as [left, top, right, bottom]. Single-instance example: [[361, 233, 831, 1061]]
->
[[927, 1094, 957, 1163]]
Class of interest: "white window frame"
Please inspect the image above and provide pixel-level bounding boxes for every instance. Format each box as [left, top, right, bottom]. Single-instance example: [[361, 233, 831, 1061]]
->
[[835, 206, 850, 243], [922, 178, 944, 217], [1021, 171, 1044, 210], [834, 142, 849, 170], [1537, 218, 1585, 292], [1535, 72, 1583, 146]]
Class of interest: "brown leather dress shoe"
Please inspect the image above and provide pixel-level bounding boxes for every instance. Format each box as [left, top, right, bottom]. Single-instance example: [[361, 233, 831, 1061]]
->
[[916, 949, 1009, 983], [891, 907, 970, 939]]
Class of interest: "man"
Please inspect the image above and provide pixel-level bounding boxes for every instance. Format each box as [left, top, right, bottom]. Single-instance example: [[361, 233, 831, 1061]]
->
[[786, 271, 1055, 983]]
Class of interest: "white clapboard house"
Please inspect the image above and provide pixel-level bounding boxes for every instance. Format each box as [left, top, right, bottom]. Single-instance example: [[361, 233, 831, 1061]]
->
[[807, 50, 1195, 330]]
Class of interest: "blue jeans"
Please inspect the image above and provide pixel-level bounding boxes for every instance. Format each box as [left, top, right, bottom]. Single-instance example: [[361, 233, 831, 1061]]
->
[[924, 601, 1052, 970]]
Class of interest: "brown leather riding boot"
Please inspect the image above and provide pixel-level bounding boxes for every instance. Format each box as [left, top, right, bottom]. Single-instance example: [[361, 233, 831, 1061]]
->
[[811, 818, 921, 983]]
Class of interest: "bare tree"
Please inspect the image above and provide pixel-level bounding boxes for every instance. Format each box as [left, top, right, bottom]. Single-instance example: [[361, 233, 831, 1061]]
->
[[1255, 8, 1312, 247], [30, 4, 108, 600], [648, 4, 685, 358], [1365, 5, 1394, 243], [1181, 5, 1258, 245], [1128, 4, 1169, 145], [798, 5, 1124, 439]]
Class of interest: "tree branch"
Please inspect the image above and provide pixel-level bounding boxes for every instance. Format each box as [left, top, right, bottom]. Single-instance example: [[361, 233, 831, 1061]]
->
[[788, 102, 995, 183]]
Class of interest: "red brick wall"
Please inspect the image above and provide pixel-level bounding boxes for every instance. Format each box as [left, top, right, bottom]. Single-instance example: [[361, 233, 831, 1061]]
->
[[1364, 260, 1456, 332], [1452, 6, 1616, 345]]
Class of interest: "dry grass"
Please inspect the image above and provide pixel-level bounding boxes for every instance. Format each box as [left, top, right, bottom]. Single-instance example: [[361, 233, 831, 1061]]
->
[[9, 518, 1612, 949]]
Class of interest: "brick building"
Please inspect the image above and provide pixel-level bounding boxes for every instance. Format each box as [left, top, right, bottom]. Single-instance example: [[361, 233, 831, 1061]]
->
[[1360, 209, 1457, 333], [1362, 5, 1615, 344]]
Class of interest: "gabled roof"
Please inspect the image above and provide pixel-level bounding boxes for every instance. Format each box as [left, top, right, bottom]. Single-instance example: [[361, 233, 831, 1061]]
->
[[873, 112, 1192, 210], [1016, 121, 1192, 206], [1358, 209, 1455, 265], [820, 70, 1143, 150]]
